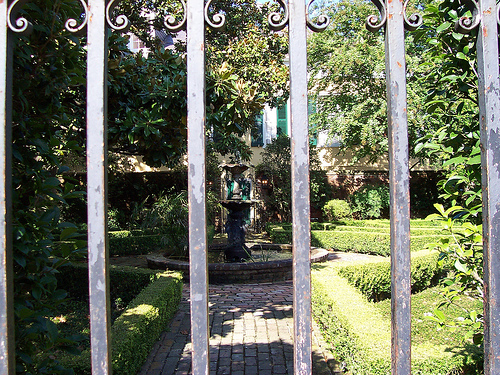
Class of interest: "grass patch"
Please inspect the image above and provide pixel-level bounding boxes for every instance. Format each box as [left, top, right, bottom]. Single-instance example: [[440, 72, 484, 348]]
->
[[375, 285, 483, 348]]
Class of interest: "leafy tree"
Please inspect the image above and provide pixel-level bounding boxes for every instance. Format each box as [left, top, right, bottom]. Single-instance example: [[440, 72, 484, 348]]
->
[[117, 0, 289, 161], [11, 1, 87, 373], [256, 135, 331, 222], [107, 35, 264, 166], [307, 0, 426, 164]]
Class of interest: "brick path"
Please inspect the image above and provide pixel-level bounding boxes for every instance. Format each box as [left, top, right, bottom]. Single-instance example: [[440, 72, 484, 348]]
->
[[139, 281, 340, 375]]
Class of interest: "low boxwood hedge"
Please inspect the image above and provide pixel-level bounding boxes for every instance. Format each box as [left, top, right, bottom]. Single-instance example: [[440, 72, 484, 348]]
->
[[61, 270, 183, 375], [269, 227, 450, 257], [312, 231, 449, 256], [312, 264, 480, 374], [337, 250, 450, 301]]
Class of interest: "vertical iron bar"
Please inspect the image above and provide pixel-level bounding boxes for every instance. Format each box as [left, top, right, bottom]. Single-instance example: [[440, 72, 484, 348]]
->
[[87, 1, 111, 373], [384, 0, 411, 373], [187, 2, 209, 374], [0, 2, 14, 374], [289, 1, 312, 374], [476, 0, 500, 372]]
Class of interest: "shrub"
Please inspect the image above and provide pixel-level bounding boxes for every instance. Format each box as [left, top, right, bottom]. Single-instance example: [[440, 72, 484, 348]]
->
[[350, 185, 389, 219], [109, 234, 162, 256], [141, 192, 189, 257], [323, 199, 352, 221], [337, 251, 450, 301], [267, 221, 451, 256], [61, 270, 183, 375]]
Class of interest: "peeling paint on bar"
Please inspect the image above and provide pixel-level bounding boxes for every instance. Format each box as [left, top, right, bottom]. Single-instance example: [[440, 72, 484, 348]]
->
[[86, 1, 112, 373], [187, 1, 210, 374], [0, 0, 14, 373], [477, 0, 500, 373], [383, 0, 412, 372], [289, 1, 312, 373]]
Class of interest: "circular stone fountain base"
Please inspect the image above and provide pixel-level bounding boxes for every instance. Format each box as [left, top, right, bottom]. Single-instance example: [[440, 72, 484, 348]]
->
[[146, 244, 330, 284]]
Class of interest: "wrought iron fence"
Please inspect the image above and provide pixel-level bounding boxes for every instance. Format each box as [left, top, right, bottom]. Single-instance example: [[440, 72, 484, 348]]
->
[[1, 0, 499, 374]]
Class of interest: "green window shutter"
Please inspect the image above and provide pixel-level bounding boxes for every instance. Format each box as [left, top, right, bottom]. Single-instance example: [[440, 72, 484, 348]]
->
[[308, 99, 318, 146], [251, 113, 264, 147], [277, 103, 288, 136]]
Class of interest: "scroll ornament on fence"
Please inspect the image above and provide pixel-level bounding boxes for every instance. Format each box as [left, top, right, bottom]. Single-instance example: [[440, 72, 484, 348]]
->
[[165, 0, 330, 33], [366, 0, 423, 32], [65, 0, 130, 34], [453, 0, 481, 34], [7, 0, 33, 35]]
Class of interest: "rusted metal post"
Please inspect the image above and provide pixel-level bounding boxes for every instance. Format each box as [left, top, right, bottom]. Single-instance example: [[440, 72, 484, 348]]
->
[[384, 0, 412, 372], [187, 2, 210, 374], [0, 2, 14, 373], [289, 1, 312, 373], [476, 0, 500, 372], [87, 0, 112, 373]]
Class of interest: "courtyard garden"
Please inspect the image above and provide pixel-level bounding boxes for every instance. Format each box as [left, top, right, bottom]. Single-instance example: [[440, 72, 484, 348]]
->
[[6, 0, 491, 373]]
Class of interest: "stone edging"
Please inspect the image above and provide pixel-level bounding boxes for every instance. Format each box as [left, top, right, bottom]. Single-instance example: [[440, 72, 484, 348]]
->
[[147, 247, 330, 283]]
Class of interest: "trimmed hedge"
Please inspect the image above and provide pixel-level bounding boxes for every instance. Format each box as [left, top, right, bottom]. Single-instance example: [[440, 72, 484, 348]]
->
[[269, 226, 451, 257], [312, 231, 450, 256], [62, 270, 183, 375], [337, 250, 450, 301], [312, 264, 479, 374]]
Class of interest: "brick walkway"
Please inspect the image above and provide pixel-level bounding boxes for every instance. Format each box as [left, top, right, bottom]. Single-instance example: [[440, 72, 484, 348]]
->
[[139, 281, 340, 375]]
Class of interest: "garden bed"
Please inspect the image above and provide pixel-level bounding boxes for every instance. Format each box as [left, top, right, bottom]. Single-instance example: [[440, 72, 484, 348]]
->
[[311, 258, 483, 374]]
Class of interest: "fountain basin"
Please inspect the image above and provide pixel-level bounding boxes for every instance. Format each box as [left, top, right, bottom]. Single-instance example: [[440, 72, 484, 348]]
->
[[146, 244, 330, 284]]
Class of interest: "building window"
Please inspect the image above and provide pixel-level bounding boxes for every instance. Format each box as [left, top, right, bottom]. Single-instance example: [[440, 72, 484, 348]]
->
[[308, 99, 318, 146], [129, 34, 146, 52], [277, 103, 288, 136], [251, 112, 264, 147]]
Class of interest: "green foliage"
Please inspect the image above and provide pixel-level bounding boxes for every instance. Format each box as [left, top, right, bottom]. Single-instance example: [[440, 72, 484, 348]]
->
[[338, 251, 449, 301], [55, 263, 167, 306], [256, 135, 331, 222], [109, 234, 163, 256], [350, 185, 389, 219], [61, 271, 183, 375], [425, 204, 484, 347], [322, 199, 351, 221], [117, 0, 289, 163]]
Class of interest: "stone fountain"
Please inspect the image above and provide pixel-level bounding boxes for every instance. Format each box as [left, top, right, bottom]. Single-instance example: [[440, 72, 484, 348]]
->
[[219, 162, 256, 262]]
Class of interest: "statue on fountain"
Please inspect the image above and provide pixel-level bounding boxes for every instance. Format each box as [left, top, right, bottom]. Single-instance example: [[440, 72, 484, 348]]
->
[[219, 156, 256, 262]]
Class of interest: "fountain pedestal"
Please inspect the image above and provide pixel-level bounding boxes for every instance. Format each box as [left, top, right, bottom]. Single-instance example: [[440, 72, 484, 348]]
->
[[220, 200, 254, 262]]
